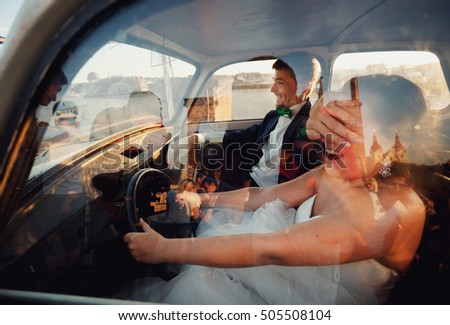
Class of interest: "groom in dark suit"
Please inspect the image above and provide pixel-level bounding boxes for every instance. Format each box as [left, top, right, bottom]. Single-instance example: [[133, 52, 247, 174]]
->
[[219, 53, 324, 190]]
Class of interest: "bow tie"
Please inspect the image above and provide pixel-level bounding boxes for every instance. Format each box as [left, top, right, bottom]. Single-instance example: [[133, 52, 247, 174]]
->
[[276, 107, 292, 118]]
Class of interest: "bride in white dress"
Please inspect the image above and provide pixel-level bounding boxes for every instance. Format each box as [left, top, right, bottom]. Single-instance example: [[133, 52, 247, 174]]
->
[[121, 193, 401, 304], [122, 97, 425, 305]]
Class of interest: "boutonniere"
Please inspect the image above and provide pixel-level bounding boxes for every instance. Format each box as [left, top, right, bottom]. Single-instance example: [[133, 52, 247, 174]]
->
[[295, 127, 307, 139]]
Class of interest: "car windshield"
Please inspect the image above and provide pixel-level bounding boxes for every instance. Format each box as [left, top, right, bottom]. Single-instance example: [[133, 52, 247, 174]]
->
[[30, 41, 195, 179]]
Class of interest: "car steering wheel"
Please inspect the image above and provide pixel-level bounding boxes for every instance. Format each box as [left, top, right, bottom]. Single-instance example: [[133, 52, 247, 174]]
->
[[125, 168, 173, 232]]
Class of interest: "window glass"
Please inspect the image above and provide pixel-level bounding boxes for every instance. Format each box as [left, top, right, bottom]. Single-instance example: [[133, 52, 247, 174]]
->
[[30, 41, 195, 179], [331, 51, 450, 110], [188, 60, 276, 123], [331, 51, 449, 166], [0, 0, 24, 53]]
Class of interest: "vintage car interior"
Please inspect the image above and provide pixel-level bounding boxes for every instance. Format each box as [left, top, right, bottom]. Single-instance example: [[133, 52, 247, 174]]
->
[[0, 0, 449, 304]]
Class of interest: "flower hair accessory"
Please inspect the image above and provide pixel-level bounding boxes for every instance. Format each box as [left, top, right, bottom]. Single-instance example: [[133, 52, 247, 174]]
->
[[379, 157, 392, 178]]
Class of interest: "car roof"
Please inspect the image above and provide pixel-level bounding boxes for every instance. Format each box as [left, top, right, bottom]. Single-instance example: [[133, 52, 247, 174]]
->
[[131, 0, 449, 60]]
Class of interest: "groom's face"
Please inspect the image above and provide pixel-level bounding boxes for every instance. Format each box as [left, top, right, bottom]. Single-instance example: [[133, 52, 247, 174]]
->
[[271, 68, 297, 108]]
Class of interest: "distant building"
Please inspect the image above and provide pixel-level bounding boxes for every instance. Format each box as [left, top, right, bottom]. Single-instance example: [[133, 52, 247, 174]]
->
[[385, 131, 408, 163], [368, 130, 408, 164], [366, 130, 409, 188], [370, 130, 384, 167]]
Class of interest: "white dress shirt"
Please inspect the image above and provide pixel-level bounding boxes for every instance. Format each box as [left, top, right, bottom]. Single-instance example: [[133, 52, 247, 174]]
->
[[250, 102, 305, 187]]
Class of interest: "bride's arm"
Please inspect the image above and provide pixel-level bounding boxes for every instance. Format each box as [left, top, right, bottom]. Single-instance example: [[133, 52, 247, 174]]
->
[[124, 176, 422, 269], [123, 201, 374, 267], [123, 173, 368, 267], [199, 168, 319, 211], [123, 170, 321, 267]]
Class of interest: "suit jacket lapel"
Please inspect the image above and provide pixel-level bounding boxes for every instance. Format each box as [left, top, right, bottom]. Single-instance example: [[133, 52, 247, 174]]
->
[[257, 111, 279, 143]]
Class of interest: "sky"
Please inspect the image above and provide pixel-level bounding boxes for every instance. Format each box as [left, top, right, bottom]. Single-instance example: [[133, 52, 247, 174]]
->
[[0, 0, 24, 37], [334, 51, 438, 70]]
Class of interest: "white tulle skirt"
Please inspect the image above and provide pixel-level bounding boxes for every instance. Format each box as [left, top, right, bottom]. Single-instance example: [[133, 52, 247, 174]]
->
[[118, 198, 398, 304]]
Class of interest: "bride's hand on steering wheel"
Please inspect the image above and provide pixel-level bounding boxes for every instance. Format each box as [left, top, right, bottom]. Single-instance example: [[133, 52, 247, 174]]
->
[[123, 218, 166, 264]]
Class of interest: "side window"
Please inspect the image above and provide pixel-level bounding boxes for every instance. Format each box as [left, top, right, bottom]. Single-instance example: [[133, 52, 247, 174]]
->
[[331, 51, 450, 110], [188, 60, 276, 123], [330, 50, 449, 167]]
